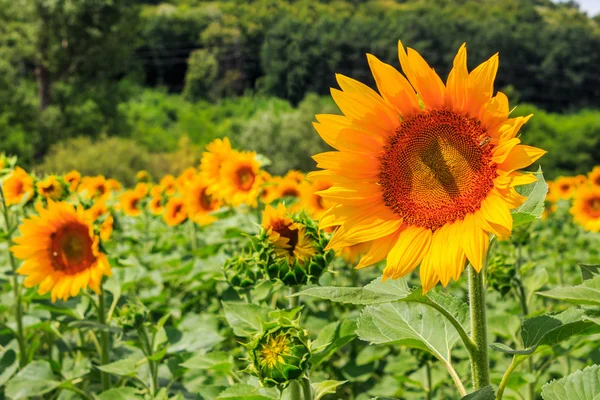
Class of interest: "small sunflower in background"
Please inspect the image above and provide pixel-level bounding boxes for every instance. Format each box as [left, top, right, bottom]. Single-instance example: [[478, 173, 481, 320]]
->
[[120, 190, 144, 217], [311, 41, 545, 291], [185, 178, 221, 226], [176, 167, 197, 191], [80, 176, 109, 200], [588, 166, 600, 188], [100, 214, 114, 242], [106, 178, 122, 192], [159, 175, 177, 196], [554, 176, 577, 200], [274, 177, 303, 202], [135, 182, 150, 197], [3, 167, 34, 206], [136, 170, 150, 182], [11, 201, 111, 302], [164, 197, 187, 226], [86, 200, 109, 222], [216, 151, 263, 207], [284, 170, 305, 184], [150, 184, 163, 198], [570, 186, 600, 232], [260, 171, 276, 204], [36, 176, 64, 201], [64, 170, 81, 192], [148, 196, 164, 215], [301, 178, 333, 220], [200, 137, 233, 188]]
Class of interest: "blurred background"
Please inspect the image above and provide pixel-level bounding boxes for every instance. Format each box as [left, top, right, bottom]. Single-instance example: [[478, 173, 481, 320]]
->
[[0, 0, 598, 186]]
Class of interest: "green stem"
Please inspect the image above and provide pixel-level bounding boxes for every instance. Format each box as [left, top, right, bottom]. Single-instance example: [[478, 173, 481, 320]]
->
[[300, 377, 312, 400], [496, 357, 520, 400], [98, 288, 111, 391], [426, 362, 433, 400], [138, 325, 158, 395], [288, 286, 299, 309], [66, 385, 95, 400], [0, 187, 27, 368], [468, 264, 491, 390], [190, 219, 198, 251], [516, 242, 534, 400], [442, 360, 467, 397]]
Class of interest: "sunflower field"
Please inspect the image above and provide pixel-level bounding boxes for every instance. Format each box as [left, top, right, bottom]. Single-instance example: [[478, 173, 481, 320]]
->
[[2, 37, 600, 400]]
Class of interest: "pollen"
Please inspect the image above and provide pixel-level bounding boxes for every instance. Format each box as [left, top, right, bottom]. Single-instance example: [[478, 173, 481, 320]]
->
[[380, 109, 496, 231]]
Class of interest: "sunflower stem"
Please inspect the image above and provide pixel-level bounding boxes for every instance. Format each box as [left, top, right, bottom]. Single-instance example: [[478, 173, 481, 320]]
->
[[98, 287, 111, 391], [288, 286, 299, 309], [468, 264, 491, 390], [190, 219, 198, 251], [0, 186, 27, 368], [300, 377, 313, 400]]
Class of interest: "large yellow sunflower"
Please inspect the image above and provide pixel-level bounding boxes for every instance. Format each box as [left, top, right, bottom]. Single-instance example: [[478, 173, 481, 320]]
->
[[37, 176, 64, 200], [164, 197, 187, 226], [215, 151, 263, 207], [200, 137, 233, 188], [3, 167, 34, 206], [11, 201, 111, 302], [311, 42, 545, 291], [185, 178, 221, 226], [588, 166, 600, 188], [571, 186, 600, 232], [262, 203, 316, 265]]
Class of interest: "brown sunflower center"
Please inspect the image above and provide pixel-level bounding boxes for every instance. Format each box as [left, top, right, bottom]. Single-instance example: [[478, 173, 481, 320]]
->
[[380, 110, 496, 231], [235, 166, 256, 191], [50, 222, 95, 274], [271, 220, 299, 254], [199, 188, 215, 211], [588, 197, 600, 215], [281, 188, 300, 197], [40, 183, 55, 195]]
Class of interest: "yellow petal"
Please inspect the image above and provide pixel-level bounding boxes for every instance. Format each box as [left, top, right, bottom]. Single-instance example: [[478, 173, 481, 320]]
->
[[446, 43, 469, 113], [461, 213, 490, 272], [383, 226, 432, 280], [398, 41, 445, 109], [498, 145, 546, 173], [355, 231, 401, 269]]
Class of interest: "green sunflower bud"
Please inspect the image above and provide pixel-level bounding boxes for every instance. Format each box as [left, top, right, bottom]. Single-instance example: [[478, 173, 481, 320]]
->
[[487, 254, 516, 297], [258, 205, 334, 286], [223, 253, 263, 290], [250, 326, 310, 387]]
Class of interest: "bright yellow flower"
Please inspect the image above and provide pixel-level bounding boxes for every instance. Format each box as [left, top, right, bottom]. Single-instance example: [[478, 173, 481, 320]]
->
[[163, 197, 187, 226], [100, 214, 114, 242], [135, 182, 149, 197], [275, 177, 302, 200], [571, 186, 600, 232], [215, 151, 263, 207], [79, 176, 109, 200], [148, 196, 164, 215], [588, 166, 600, 188], [120, 190, 144, 217], [86, 200, 109, 222], [176, 167, 198, 191], [36, 176, 63, 200], [260, 171, 276, 203], [11, 201, 111, 302], [301, 178, 333, 220], [284, 170, 305, 184], [200, 137, 233, 188], [311, 42, 545, 291], [3, 167, 34, 206], [150, 184, 163, 198], [339, 241, 372, 265], [106, 179, 121, 192], [159, 175, 177, 196], [136, 170, 150, 182], [64, 170, 81, 192], [185, 178, 220, 226], [262, 203, 316, 265], [554, 176, 577, 200]]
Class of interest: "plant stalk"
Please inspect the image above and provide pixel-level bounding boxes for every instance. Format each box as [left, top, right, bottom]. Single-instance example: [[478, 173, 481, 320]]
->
[[468, 264, 491, 389], [98, 288, 111, 391]]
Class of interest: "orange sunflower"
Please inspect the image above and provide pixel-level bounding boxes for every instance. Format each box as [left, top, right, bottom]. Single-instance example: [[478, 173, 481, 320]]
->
[[588, 166, 600, 188], [160, 175, 177, 196], [176, 167, 198, 191], [106, 178, 122, 192], [301, 178, 333, 220], [120, 190, 144, 217], [200, 137, 233, 188], [3, 167, 34, 206], [554, 176, 577, 200], [79, 176, 109, 200], [86, 200, 109, 222], [164, 197, 187, 226], [148, 196, 164, 215], [11, 201, 111, 302], [571, 186, 600, 232], [185, 178, 221, 226], [37, 176, 64, 201], [64, 170, 81, 192], [100, 214, 114, 242], [214, 151, 263, 207], [311, 42, 545, 291]]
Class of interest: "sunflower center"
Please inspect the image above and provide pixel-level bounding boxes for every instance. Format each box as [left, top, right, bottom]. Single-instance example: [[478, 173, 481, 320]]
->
[[50, 222, 95, 274], [281, 188, 300, 197], [235, 166, 256, 191], [14, 181, 24, 195], [199, 188, 214, 211], [589, 197, 600, 215], [380, 110, 496, 231], [259, 335, 290, 368]]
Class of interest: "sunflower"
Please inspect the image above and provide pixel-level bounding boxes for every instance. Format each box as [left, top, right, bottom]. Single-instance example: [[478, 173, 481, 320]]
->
[[554, 176, 576, 200], [159, 175, 177, 196], [275, 177, 303, 200], [11, 201, 111, 302], [262, 203, 316, 265], [284, 170, 305, 184], [86, 200, 109, 222], [150, 184, 163, 198], [200, 137, 233, 188], [301, 178, 333, 220], [136, 170, 150, 182], [185, 178, 221, 226], [176, 167, 198, 191], [106, 179, 122, 192], [260, 171, 277, 203], [120, 190, 144, 217], [80, 176, 109, 200], [339, 241, 372, 265], [588, 166, 600, 188], [164, 197, 187, 226], [148, 196, 164, 215], [311, 42, 545, 291], [135, 182, 150, 197], [100, 214, 114, 242], [3, 167, 34, 206], [37, 176, 64, 201], [571, 186, 600, 232], [64, 170, 81, 192], [215, 151, 263, 207]]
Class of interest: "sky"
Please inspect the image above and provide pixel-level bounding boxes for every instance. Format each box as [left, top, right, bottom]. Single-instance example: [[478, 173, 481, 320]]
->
[[556, 0, 600, 16]]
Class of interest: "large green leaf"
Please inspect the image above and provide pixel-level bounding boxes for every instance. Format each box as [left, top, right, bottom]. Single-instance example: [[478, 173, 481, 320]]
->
[[216, 383, 279, 400], [297, 278, 412, 305], [522, 308, 599, 349], [5, 361, 60, 399], [222, 302, 271, 337], [512, 167, 547, 226], [0, 342, 18, 387], [537, 276, 600, 306], [356, 301, 464, 364], [311, 320, 357, 366], [97, 387, 143, 400], [461, 386, 495, 400], [180, 351, 233, 375], [542, 364, 600, 400], [96, 353, 144, 377]]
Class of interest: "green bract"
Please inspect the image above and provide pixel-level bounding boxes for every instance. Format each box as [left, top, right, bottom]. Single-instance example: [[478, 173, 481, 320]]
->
[[487, 254, 516, 297], [223, 253, 263, 291]]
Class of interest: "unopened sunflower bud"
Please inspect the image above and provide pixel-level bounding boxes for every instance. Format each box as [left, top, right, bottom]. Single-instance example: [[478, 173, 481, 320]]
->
[[223, 253, 263, 290]]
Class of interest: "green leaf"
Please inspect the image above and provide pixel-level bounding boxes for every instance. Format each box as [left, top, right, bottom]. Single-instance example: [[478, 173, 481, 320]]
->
[[0, 343, 18, 387], [217, 383, 279, 400], [356, 301, 464, 364], [461, 386, 495, 399], [512, 167, 547, 226], [180, 351, 233, 374], [312, 380, 347, 400], [222, 302, 271, 337], [5, 360, 61, 399], [97, 387, 143, 400], [580, 264, 600, 281], [96, 353, 144, 377], [490, 342, 536, 355], [311, 320, 357, 366], [542, 364, 600, 400], [537, 276, 600, 306], [296, 278, 412, 305]]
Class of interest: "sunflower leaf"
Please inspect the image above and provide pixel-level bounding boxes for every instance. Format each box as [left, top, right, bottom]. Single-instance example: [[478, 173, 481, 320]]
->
[[536, 276, 600, 306], [296, 277, 413, 305], [5, 360, 61, 399], [512, 166, 547, 227], [541, 364, 600, 400], [461, 386, 496, 399]]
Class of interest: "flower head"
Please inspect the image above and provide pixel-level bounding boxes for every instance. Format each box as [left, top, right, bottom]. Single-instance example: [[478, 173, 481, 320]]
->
[[571, 186, 600, 232], [588, 166, 600, 188], [120, 190, 144, 217], [215, 151, 263, 207], [36, 176, 64, 201], [199, 137, 233, 188], [3, 167, 34, 206], [185, 178, 220, 226], [163, 197, 187, 226], [64, 170, 81, 192]]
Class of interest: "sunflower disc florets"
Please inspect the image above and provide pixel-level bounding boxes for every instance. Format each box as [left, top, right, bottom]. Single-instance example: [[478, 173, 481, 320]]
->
[[258, 204, 333, 286]]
